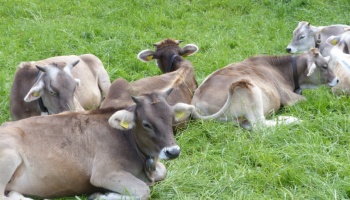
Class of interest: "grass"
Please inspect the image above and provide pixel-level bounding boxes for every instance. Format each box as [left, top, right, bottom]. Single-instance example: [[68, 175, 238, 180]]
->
[[1, 0, 350, 199]]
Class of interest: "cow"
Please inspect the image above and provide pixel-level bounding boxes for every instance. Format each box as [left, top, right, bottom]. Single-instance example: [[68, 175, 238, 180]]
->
[[0, 89, 193, 200], [190, 48, 339, 130], [325, 30, 350, 95], [10, 54, 111, 120], [102, 39, 198, 128], [286, 21, 350, 56]]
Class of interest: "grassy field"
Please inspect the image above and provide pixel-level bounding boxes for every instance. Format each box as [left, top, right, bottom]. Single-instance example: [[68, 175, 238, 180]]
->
[[1, 0, 350, 199]]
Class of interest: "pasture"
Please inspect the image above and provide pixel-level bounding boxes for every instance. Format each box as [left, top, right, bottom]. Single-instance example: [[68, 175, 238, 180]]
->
[[1, 0, 350, 199]]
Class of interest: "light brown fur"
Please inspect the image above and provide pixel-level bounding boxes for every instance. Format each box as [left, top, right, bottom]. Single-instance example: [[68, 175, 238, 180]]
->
[[192, 49, 338, 129]]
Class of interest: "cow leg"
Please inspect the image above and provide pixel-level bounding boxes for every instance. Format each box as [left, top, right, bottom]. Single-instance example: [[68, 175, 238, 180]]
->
[[90, 171, 150, 200], [0, 149, 22, 200], [6, 191, 33, 200], [154, 161, 167, 182], [230, 81, 268, 129]]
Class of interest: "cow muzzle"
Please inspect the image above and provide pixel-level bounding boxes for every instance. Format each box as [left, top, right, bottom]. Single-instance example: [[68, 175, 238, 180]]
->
[[159, 145, 180, 160], [329, 77, 339, 87]]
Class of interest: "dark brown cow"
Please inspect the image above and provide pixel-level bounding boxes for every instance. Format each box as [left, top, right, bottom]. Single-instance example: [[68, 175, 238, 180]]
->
[[102, 39, 198, 128], [0, 90, 193, 200], [10, 54, 111, 120], [191, 48, 339, 130]]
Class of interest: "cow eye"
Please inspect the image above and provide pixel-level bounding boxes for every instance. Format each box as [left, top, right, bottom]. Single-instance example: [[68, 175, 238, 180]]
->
[[299, 36, 305, 40], [142, 121, 153, 130], [49, 90, 57, 96], [322, 65, 328, 70]]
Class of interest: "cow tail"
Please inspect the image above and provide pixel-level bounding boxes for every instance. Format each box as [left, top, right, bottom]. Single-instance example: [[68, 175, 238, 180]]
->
[[193, 79, 252, 120]]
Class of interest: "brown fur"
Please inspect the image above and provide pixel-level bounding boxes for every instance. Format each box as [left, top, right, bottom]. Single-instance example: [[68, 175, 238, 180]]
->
[[192, 49, 337, 129]]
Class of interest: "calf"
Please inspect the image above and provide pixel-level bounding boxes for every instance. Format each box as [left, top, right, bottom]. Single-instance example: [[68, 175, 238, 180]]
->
[[191, 49, 338, 130], [10, 54, 111, 120], [1, 90, 193, 200], [286, 21, 350, 56]]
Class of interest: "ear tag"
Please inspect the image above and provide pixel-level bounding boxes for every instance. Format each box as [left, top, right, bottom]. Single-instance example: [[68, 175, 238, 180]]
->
[[331, 39, 337, 45], [146, 55, 153, 61], [176, 111, 185, 120], [33, 92, 40, 97], [120, 121, 129, 129]]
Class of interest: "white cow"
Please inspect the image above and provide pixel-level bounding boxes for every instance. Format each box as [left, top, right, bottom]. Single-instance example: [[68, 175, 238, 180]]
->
[[326, 31, 350, 95]]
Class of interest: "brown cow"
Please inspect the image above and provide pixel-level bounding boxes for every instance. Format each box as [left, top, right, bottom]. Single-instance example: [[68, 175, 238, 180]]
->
[[191, 48, 339, 130], [10, 54, 111, 120], [0, 89, 193, 200], [102, 39, 198, 128]]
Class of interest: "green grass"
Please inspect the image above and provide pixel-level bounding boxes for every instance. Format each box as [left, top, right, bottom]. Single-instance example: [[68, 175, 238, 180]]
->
[[1, 0, 350, 199]]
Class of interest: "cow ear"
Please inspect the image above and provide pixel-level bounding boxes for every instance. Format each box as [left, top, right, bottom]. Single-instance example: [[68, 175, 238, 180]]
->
[[180, 44, 199, 57], [137, 49, 155, 62], [326, 35, 341, 46], [307, 62, 316, 76], [24, 80, 45, 102], [108, 110, 135, 130], [172, 103, 195, 122]]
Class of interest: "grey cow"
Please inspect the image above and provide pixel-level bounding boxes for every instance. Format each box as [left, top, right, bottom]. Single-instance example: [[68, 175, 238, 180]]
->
[[286, 21, 350, 56], [10, 54, 111, 120]]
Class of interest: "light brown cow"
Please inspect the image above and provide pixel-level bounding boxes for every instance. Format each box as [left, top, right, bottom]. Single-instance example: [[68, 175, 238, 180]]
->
[[0, 89, 193, 200], [191, 48, 339, 130], [10, 54, 111, 120], [286, 21, 350, 56], [102, 39, 198, 128], [325, 30, 350, 95]]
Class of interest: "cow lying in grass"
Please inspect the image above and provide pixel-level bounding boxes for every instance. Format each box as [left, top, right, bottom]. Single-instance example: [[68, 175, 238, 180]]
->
[[191, 48, 339, 130], [286, 21, 350, 56], [326, 30, 350, 95], [10, 54, 111, 120], [1, 89, 193, 200], [102, 39, 198, 129]]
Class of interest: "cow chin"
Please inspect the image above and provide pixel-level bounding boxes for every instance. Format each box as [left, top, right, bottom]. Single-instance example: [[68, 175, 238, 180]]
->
[[158, 145, 181, 160]]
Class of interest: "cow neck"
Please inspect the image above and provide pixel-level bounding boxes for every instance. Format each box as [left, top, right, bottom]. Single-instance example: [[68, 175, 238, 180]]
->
[[35, 70, 49, 114], [167, 54, 179, 72], [131, 130, 156, 175], [315, 33, 321, 49], [292, 55, 302, 95]]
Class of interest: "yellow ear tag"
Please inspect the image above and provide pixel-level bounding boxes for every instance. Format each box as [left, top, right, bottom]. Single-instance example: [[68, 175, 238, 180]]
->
[[33, 92, 40, 97], [120, 121, 129, 129], [146, 55, 153, 61], [176, 111, 185, 120], [331, 39, 337, 45]]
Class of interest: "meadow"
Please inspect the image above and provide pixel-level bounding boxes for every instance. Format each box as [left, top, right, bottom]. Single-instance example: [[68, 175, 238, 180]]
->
[[1, 0, 350, 199]]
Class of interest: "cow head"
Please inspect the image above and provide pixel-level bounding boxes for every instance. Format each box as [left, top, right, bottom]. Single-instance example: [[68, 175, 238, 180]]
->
[[23, 60, 81, 114], [286, 21, 323, 53], [137, 39, 199, 73], [108, 89, 193, 160], [301, 48, 338, 87]]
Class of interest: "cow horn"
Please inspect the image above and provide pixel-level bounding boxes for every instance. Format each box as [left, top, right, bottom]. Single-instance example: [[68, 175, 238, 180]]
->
[[36, 65, 46, 72], [71, 59, 80, 67], [131, 96, 141, 104], [164, 88, 174, 96]]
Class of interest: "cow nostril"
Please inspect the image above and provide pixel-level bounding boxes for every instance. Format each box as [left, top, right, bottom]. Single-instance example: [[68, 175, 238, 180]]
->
[[286, 48, 291, 53], [165, 148, 181, 159]]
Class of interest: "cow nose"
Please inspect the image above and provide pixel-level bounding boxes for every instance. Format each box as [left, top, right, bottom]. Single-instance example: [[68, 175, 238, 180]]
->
[[286, 47, 291, 53], [160, 145, 180, 160]]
